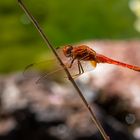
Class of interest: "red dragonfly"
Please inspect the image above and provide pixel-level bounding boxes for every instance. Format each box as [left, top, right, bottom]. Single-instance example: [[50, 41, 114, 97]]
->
[[62, 44, 140, 76], [24, 44, 140, 82]]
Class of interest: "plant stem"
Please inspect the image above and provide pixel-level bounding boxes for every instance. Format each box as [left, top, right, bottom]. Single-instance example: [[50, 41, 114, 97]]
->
[[17, 1, 110, 140]]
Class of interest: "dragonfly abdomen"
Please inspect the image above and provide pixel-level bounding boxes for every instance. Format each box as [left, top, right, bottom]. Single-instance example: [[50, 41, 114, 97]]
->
[[96, 53, 140, 72]]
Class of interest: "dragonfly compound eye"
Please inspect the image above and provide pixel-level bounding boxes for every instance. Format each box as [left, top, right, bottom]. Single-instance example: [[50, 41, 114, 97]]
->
[[63, 45, 73, 57]]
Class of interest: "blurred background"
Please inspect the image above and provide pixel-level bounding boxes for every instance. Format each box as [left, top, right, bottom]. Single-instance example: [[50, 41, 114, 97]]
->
[[1, 0, 140, 73], [1, 0, 140, 140]]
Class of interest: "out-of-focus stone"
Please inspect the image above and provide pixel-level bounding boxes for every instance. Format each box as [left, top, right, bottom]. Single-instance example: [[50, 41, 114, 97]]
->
[[0, 40, 139, 140]]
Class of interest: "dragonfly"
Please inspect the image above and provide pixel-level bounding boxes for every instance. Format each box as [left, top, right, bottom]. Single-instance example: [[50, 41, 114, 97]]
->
[[63, 44, 140, 75], [24, 44, 140, 83]]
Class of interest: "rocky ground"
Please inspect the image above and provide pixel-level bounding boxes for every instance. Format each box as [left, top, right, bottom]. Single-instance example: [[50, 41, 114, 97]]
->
[[0, 40, 140, 140]]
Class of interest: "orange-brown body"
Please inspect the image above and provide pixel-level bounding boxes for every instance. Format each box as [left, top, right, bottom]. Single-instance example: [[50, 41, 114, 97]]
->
[[70, 45, 97, 61], [63, 45, 140, 72]]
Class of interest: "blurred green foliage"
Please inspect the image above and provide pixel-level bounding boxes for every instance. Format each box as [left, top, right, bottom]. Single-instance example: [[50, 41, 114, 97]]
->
[[0, 0, 139, 73]]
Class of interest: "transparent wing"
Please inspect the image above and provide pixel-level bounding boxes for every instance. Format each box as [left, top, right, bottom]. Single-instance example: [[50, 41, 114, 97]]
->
[[23, 59, 66, 83], [23, 58, 81, 83], [23, 47, 97, 83], [80, 60, 97, 72]]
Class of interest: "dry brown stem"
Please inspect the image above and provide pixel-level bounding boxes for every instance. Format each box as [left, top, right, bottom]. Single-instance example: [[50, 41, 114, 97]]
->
[[17, 1, 110, 139]]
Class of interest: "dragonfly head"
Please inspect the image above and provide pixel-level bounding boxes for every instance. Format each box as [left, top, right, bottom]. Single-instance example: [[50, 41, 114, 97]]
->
[[63, 45, 73, 57]]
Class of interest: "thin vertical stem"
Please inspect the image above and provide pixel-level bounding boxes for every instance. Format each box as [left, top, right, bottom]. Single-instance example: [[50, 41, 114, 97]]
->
[[17, 1, 110, 140]]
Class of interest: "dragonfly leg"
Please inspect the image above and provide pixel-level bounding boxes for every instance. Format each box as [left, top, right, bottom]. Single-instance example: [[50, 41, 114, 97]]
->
[[68, 57, 85, 78], [77, 60, 84, 75], [78, 60, 84, 74], [69, 57, 76, 68], [78, 60, 82, 74], [71, 61, 84, 79]]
